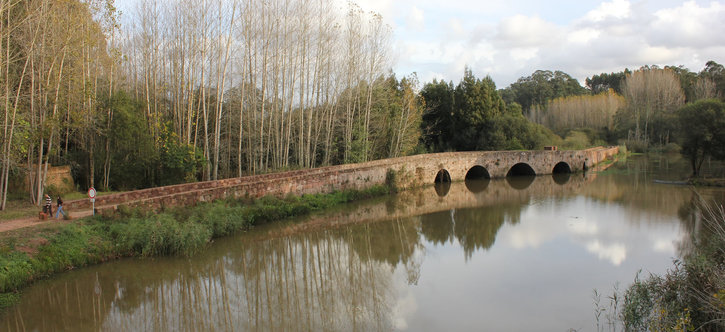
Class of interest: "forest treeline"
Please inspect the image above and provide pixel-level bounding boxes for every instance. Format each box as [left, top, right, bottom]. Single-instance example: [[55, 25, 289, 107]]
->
[[1, 0, 725, 209]]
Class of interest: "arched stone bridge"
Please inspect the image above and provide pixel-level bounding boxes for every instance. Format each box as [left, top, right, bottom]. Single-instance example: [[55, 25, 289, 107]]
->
[[65, 146, 619, 213], [415, 147, 616, 184]]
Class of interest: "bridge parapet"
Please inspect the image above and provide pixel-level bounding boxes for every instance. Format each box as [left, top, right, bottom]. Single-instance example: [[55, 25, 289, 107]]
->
[[64, 147, 619, 213]]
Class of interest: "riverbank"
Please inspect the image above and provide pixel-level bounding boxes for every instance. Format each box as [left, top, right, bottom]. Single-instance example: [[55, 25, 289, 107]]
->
[[689, 178, 725, 187], [0, 185, 392, 311]]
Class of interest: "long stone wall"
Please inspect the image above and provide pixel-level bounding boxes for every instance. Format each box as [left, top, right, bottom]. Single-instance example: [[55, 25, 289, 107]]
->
[[64, 147, 619, 213]]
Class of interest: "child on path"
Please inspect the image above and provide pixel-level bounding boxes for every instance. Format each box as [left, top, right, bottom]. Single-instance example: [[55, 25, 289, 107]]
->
[[44, 194, 53, 215]]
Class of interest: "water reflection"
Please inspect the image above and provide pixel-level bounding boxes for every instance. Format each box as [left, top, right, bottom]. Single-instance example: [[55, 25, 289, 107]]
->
[[3, 155, 724, 331], [552, 172, 571, 185], [505, 175, 536, 190], [464, 178, 489, 193], [434, 182, 450, 197]]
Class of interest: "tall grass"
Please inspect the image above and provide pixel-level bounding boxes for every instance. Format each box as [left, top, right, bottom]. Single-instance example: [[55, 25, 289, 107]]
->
[[0, 185, 392, 311]]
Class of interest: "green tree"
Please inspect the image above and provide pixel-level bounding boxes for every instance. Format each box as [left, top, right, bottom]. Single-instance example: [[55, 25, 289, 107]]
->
[[500, 70, 588, 113], [451, 68, 505, 150], [106, 92, 156, 189], [156, 125, 205, 186], [666, 65, 698, 103], [676, 99, 725, 176], [586, 70, 629, 95], [420, 79, 455, 151], [699, 60, 725, 99], [421, 69, 557, 152], [490, 107, 559, 150]]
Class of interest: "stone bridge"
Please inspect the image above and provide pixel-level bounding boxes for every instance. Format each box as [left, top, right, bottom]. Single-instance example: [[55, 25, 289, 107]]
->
[[64, 146, 619, 213]]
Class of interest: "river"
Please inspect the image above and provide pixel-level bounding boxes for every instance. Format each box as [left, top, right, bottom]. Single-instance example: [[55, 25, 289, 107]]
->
[[2, 154, 724, 331]]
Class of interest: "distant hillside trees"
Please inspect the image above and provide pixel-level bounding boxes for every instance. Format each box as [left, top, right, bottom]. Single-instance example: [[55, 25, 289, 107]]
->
[[699, 60, 725, 98], [528, 89, 625, 136], [586, 71, 629, 95], [499, 70, 588, 113], [421, 68, 557, 152], [617, 67, 685, 147]]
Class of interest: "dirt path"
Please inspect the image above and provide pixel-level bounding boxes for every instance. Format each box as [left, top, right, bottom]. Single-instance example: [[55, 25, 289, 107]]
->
[[0, 209, 94, 233]]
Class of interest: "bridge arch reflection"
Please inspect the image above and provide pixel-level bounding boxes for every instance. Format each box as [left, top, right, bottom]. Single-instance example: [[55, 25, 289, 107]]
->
[[435, 182, 451, 197], [465, 179, 490, 193]]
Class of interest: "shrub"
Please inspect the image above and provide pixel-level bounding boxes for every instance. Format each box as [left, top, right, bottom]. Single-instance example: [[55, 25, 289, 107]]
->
[[662, 142, 681, 153]]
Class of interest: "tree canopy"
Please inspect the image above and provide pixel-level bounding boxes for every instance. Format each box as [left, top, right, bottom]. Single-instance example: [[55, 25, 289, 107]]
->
[[586, 70, 630, 95], [676, 99, 725, 176], [499, 70, 588, 113], [420, 68, 557, 152]]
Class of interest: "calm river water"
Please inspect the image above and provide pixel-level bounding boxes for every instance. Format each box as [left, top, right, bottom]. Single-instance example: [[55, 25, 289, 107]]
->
[[3, 154, 725, 331]]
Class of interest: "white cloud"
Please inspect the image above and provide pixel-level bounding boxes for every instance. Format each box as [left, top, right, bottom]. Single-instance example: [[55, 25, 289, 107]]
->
[[647, 1, 725, 48], [330, 0, 725, 87], [569, 220, 599, 235], [407, 6, 425, 31], [584, 0, 631, 22], [653, 238, 676, 254], [495, 14, 562, 47], [567, 28, 601, 44], [392, 286, 418, 330], [510, 47, 539, 62], [586, 240, 627, 266]]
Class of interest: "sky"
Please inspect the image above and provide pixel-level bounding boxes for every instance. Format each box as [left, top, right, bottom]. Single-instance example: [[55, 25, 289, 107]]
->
[[115, 0, 725, 89], [336, 0, 725, 88]]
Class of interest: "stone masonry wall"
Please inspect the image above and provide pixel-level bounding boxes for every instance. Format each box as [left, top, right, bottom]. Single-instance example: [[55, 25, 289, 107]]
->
[[64, 147, 619, 214]]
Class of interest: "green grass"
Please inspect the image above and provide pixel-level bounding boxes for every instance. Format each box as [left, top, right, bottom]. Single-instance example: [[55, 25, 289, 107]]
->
[[0, 204, 38, 221], [0, 185, 393, 311]]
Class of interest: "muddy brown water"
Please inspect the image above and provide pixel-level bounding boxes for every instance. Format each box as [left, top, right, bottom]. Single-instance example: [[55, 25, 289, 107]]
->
[[2, 154, 724, 331]]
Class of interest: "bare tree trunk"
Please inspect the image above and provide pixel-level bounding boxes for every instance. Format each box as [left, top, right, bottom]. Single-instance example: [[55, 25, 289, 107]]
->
[[212, 1, 236, 180], [1, 8, 40, 210]]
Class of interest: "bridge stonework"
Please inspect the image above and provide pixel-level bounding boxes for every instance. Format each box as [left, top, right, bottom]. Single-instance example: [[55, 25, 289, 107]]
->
[[65, 147, 619, 213]]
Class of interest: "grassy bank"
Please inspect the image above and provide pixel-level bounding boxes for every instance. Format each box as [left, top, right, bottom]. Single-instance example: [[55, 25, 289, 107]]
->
[[0, 185, 392, 311]]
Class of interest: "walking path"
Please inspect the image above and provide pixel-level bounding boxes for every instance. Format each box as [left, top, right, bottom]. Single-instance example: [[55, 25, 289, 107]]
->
[[0, 209, 93, 233]]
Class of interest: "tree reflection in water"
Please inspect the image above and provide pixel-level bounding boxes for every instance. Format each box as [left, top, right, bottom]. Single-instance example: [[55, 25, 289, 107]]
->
[[5, 158, 715, 331], [1, 176, 589, 331]]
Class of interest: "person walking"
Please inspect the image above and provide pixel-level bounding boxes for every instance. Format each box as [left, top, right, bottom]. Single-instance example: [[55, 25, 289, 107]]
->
[[44, 194, 53, 216], [55, 196, 65, 219]]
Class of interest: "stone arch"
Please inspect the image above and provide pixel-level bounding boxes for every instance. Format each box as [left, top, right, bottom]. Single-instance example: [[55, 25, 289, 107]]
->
[[552, 161, 571, 174], [465, 165, 490, 180], [434, 169, 452, 183], [506, 163, 536, 177], [465, 165, 490, 193]]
